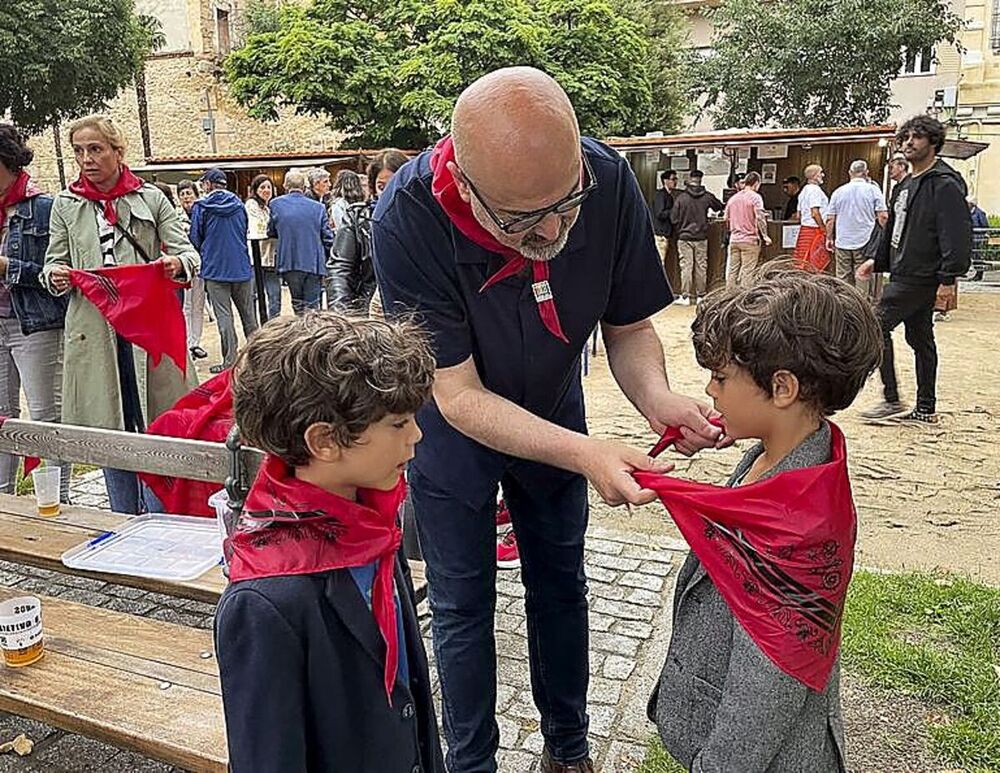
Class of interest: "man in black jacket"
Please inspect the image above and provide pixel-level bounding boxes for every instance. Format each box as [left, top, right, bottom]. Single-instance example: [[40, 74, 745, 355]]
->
[[858, 115, 971, 424], [651, 170, 677, 272]]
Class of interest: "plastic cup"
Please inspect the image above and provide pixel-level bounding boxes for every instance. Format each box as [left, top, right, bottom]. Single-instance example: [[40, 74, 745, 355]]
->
[[31, 467, 61, 517], [0, 596, 44, 667]]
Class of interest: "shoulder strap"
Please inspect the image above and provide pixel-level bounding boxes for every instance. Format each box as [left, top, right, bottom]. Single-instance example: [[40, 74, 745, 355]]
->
[[96, 203, 152, 264]]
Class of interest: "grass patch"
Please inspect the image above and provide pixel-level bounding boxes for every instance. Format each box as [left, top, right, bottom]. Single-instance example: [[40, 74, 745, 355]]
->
[[637, 735, 684, 773], [638, 570, 1000, 773], [842, 570, 1000, 772]]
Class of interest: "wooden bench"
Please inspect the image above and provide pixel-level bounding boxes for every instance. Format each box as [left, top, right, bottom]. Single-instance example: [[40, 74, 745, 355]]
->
[[0, 585, 227, 772], [0, 494, 426, 605]]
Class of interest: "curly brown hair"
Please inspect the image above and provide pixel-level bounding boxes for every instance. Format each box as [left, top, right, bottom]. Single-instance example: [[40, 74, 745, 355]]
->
[[691, 265, 882, 415], [232, 311, 435, 466]]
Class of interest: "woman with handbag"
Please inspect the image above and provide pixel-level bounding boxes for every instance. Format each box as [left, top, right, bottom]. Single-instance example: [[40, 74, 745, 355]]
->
[[42, 115, 199, 514], [244, 174, 281, 320]]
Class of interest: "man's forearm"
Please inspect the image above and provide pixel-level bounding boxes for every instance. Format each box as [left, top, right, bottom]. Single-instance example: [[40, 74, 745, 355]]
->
[[601, 320, 671, 421], [436, 386, 592, 475]]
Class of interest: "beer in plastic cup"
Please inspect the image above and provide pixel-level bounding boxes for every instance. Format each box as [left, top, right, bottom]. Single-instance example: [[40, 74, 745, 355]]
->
[[31, 467, 61, 517], [0, 596, 44, 667]]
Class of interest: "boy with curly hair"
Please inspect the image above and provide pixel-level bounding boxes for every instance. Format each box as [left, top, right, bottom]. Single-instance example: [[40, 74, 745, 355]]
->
[[214, 311, 444, 773], [647, 267, 881, 772]]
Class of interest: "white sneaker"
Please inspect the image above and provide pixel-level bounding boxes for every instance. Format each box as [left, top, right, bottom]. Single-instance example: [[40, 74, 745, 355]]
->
[[674, 296, 691, 306]]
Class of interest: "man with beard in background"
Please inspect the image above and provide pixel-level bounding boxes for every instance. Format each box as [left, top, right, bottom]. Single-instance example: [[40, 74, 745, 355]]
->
[[371, 67, 723, 773]]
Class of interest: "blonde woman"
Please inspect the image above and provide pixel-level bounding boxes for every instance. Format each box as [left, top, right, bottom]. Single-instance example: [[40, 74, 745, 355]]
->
[[42, 115, 199, 514]]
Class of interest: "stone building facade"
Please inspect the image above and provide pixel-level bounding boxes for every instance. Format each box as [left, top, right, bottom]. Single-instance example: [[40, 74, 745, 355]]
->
[[26, 0, 341, 193]]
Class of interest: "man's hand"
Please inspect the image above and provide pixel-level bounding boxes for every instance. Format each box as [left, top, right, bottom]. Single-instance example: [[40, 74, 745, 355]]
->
[[825, 238, 834, 253], [578, 439, 674, 507], [856, 259, 875, 281], [646, 392, 727, 456], [49, 265, 72, 293], [158, 256, 183, 279], [936, 283, 956, 305]]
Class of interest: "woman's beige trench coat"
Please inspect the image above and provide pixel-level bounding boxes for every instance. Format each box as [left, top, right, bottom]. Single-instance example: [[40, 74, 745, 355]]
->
[[42, 184, 200, 430]]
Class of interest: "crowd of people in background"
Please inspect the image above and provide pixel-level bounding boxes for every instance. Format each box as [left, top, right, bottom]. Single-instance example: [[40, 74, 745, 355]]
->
[[0, 112, 410, 514], [649, 114, 974, 427]]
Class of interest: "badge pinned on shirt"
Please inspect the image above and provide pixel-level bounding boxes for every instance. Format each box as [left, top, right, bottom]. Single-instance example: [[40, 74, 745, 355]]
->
[[531, 280, 553, 303]]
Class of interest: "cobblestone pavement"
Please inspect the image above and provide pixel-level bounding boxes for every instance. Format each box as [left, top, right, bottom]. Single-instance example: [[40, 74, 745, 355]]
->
[[0, 472, 683, 772]]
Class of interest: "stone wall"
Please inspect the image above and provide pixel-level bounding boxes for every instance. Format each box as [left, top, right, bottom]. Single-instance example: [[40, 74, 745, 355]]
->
[[26, 53, 342, 194]]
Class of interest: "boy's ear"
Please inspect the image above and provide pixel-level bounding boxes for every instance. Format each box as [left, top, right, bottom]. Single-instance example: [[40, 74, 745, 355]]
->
[[303, 422, 342, 463], [771, 370, 800, 408]]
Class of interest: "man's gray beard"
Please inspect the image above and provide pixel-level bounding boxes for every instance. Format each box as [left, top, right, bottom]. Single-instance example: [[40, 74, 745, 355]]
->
[[518, 223, 572, 262]]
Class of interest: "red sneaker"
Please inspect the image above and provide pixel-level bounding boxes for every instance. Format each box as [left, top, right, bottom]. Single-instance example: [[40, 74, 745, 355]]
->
[[495, 497, 511, 533], [496, 529, 520, 569]]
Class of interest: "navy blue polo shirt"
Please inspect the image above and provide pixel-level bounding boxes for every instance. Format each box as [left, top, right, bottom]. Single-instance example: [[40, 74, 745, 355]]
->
[[371, 137, 672, 503]]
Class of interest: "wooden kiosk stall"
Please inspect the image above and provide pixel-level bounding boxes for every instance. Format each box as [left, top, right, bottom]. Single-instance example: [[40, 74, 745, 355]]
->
[[132, 148, 412, 198], [609, 126, 897, 291]]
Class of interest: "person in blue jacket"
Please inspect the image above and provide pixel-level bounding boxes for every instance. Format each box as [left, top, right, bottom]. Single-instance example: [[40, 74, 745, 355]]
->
[[189, 168, 258, 373], [0, 123, 70, 501], [268, 168, 335, 314]]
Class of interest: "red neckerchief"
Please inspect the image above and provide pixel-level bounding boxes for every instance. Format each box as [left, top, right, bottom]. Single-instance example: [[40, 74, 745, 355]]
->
[[139, 370, 233, 517], [69, 263, 188, 375], [68, 165, 145, 225], [429, 135, 569, 343], [0, 171, 42, 231], [226, 456, 406, 703], [636, 422, 855, 692]]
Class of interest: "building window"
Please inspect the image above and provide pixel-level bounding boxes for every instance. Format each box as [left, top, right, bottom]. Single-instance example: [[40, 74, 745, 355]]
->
[[992, 0, 1000, 50], [901, 47, 935, 76], [216, 8, 231, 55]]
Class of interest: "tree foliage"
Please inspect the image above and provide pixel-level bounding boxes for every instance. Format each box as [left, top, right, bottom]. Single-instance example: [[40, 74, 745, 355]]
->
[[225, 0, 675, 147], [0, 0, 151, 135], [612, 0, 698, 133], [699, 0, 964, 129]]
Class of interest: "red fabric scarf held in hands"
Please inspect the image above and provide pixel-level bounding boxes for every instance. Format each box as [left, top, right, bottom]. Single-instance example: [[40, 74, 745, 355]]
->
[[636, 422, 856, 692], [429, 135, 569, 343], [68, 166, 145, 226], [0, 171, 42, 231], [69, 264, 188, 375], [139, 370, 234, 516], [226, 457, 407, 703]]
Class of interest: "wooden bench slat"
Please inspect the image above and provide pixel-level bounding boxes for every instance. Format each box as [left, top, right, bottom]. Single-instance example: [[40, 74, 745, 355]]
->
[[0, 586, 225, 772], [0, 495, 428, 605], [0, 503, 224, 604], [0, 418, 261, 483]]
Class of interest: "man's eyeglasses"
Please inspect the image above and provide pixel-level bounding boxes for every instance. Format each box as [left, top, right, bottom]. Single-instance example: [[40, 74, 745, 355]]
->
[[458, 153, 597, 235]]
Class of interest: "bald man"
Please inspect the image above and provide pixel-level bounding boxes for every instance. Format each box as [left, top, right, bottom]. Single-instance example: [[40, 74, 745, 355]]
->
[[372, 67, 722, 773]]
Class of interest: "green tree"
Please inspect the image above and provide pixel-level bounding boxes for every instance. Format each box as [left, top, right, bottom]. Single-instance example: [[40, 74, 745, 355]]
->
[[136, 14, 168, 160], [613, 0, 698, 133], [699, 0, 964, 129], [0, 0, 150, 134], [538, 0, 653, 137], [224, 0, 676, 147]]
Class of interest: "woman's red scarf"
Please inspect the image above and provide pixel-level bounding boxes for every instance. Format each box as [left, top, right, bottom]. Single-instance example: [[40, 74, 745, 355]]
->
[[429, 135, 568, 343], [637, 422, 855, 692], [226, 456, 407, 702], [0, 171, 42, 231], [793, 224, 831, 272], [69, 165, 145, 225]]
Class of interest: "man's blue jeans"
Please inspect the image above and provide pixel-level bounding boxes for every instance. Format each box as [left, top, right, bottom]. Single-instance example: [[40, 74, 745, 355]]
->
[[282, 270, 323, 315], [410, 465, 590, 773]]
